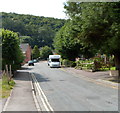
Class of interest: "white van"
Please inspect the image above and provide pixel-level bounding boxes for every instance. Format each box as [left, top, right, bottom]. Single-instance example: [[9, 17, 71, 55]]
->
[[48, 55, 61, 68]]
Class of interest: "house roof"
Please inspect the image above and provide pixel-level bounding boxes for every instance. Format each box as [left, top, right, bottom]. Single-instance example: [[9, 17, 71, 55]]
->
[[20, 43, 30, 53]]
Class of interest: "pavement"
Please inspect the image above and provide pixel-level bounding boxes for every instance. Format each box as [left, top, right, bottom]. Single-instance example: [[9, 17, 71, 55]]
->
[[0, 99, 6, 113], [61, 67, 119, 89], [1, 70, 38, 112], [63, 67, 113, 80]]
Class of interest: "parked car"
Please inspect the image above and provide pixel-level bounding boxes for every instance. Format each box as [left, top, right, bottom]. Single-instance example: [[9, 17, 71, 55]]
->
[[28, 60, 34, 66], [33, 59, 37, 63]]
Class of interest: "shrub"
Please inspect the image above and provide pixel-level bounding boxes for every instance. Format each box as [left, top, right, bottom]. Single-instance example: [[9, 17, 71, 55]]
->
[[62, 59, 71, 67], [76, 59, 95, 70], [71, 61, 76, 67], [62, 59, 76, 67]]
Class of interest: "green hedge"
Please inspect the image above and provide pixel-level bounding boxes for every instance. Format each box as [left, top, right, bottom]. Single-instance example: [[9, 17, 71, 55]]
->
[[62, 59, 76, 67], [75, 58, 115, 71], [76, 60, 94, 70]]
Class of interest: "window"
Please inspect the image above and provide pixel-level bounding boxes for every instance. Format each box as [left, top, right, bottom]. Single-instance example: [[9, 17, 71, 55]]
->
[[51, 59, 60, 62]]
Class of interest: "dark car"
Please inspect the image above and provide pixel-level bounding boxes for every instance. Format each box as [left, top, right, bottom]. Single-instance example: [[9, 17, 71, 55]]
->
[[28, 60, 34, 66]]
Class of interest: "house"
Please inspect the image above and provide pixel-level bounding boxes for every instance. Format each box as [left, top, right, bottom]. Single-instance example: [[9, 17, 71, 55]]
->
[[20, 43, 32, 63]]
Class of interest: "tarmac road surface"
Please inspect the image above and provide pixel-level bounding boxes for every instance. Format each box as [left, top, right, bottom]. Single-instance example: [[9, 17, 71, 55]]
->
[[28, 61, 118, 111]]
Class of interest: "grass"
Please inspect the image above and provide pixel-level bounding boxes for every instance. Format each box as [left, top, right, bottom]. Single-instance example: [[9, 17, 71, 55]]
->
[[110, 67, 116, 70], [99, 67, 116, 71], [1, 74, 15, 99]]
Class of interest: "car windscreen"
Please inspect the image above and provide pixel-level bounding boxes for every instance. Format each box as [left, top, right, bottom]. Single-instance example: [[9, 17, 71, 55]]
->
[[51, 59, 60, 62], [28, 61, 33, 63]]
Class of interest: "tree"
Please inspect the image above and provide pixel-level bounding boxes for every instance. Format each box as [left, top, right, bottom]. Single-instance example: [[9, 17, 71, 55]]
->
[[64, 2, 120, 75], [40, 46, 53, 60], [2, 29, 24, 71], [53, 21, 79, 60], [53, 21, 95, 61], [32, 45, 40, 59]]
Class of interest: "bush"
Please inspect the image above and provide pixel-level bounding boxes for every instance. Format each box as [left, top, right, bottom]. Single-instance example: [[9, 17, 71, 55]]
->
[[94, 61, 102, 71], [62, 59, 71, 67], [75, 55, 116, 71], [71, 61, 76, 67], [62, 59, 76, 67], [76, 59, 94, 70]]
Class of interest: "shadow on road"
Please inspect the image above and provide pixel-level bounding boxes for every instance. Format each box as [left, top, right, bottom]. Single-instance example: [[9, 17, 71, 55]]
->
[[33, 73, 50, 83]]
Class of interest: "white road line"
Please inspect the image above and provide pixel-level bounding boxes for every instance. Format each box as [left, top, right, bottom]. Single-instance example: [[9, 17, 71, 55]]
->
[[31, 74, 49, 111], [30, 77, 41, 111], [31, 73, 54, 112]]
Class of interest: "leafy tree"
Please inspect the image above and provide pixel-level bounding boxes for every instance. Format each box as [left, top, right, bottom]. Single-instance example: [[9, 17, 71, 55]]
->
[[2, 29, 24, 71], [40, 46, 53, 60], [54, 21, 78, 61], [64, 2, 120, 75], [53, 21, 95, 61], [32, 45, 40, 59]]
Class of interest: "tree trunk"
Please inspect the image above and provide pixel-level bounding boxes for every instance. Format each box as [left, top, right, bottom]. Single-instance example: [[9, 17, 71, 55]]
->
[[114, 53, 120, 77]]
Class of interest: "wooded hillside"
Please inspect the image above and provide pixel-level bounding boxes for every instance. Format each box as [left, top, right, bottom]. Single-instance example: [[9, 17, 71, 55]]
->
[[1, 12, 66, 48]]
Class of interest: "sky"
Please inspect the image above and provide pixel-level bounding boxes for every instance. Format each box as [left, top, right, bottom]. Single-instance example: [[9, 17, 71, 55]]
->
[[0, 0, 68, 19]]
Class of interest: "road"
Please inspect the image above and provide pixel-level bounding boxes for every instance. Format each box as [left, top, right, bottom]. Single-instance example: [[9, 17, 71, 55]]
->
[[28, 61, 118, 111]]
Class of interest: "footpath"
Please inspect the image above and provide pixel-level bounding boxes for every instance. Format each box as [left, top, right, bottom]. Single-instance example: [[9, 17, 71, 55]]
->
[[62, 67, 119, 89], [2, 71, 38, 112]]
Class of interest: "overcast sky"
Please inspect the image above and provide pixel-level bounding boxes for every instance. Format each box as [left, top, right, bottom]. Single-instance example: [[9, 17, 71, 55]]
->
[[0, 0, 68, 19]]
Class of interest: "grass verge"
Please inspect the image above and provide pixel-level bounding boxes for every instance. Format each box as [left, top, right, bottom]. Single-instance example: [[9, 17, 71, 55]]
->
[[0, 74, 15, 99]]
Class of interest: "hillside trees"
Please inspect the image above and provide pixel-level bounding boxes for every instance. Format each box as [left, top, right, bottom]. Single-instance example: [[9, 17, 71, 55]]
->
[[19, 36, 32, 44], [64, 2, 120, 75], [32, 26, 55, 48], [2, 29, 24, 71], [2, 12, 66, 48]]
